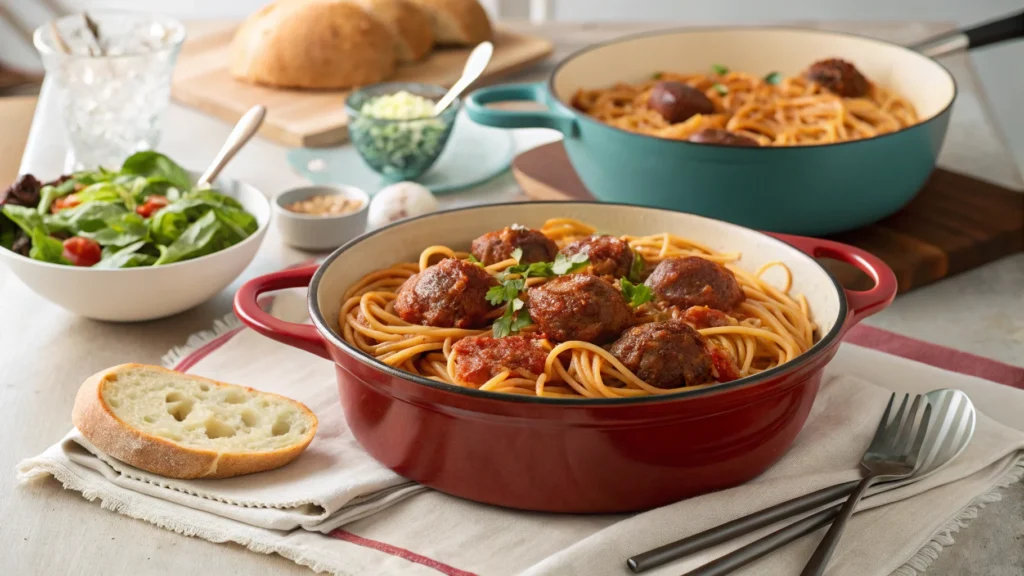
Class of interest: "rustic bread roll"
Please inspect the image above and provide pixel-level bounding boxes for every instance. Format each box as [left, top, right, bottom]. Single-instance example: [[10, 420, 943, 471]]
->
[[407, 0, 493, 46], [230, 0, 397, 89], [354, 0, 435, 63], [72, 364, 318, 479]]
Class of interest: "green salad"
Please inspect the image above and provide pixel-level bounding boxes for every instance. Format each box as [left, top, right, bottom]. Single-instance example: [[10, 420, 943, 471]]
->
[[0, 152, 258, 268]]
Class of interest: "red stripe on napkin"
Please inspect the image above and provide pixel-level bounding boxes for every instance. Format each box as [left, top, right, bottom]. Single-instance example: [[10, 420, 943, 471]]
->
[[329, 529, 478, 576], [846, 325, 1024, 389]]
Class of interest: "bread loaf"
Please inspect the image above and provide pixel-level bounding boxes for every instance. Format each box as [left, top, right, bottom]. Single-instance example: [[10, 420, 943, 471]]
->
[[407, 0, 493, 46], [354, 0, 435, 63], [230, 0, 397, 89], [72, 364, 318, 479]]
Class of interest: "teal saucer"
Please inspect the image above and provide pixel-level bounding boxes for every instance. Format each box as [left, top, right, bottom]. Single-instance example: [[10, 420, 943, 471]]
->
[[287, 111, 515, 195]]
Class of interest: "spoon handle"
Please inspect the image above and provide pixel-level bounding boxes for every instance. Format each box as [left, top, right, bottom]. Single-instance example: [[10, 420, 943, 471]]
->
[[799, 474, 880, 576], [433, 41, 494, 116], [197, 105, 266, 187]]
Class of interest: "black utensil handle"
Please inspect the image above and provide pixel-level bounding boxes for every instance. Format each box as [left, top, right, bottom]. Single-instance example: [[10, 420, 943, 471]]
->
[[965, 10, 1024, 49], [799, 475, 880, 576], [912, 10, 1024, 58], [680, 507, 840, 576], [626, 480, 859, 573]]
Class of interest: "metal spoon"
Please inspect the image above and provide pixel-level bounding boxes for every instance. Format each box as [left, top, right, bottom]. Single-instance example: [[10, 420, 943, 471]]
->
[[197, 105, 266, 187], [432, 41, 493, 117], [628, 389, 976, 575]]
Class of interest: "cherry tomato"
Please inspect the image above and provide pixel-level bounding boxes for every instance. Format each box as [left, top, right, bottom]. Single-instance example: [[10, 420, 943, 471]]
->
[[136, 195, 170, 218], [62, 236, 102, 267], [51, 193, 81, 213]]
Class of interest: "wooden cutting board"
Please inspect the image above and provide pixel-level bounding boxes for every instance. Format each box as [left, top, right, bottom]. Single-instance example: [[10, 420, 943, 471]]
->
[[171, 23, 553, 148], [513, 142, 1024, 294]]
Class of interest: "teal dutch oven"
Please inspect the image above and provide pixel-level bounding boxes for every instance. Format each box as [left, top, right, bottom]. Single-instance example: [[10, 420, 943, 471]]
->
[[466, 16, 1024, 235]]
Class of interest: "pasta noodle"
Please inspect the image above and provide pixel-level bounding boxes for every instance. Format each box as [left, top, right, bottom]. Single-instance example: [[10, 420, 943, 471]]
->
[[338, 219, 818, 399], [572, 68, 918, 146]]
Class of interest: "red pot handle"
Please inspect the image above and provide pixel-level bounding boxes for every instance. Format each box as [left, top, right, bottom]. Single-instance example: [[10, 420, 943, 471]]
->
[[233, 264, 330, 360], [768, 233, 898, 326]]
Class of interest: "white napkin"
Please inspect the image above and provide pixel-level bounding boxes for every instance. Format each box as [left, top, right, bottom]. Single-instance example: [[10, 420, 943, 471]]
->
[[19, 294, 425, 533], [18, 291, 1024, 575]]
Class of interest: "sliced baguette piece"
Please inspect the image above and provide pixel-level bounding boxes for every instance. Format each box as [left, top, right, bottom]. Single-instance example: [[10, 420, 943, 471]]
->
[[72, 364, 318, 480], [407, 0, 493, 46]]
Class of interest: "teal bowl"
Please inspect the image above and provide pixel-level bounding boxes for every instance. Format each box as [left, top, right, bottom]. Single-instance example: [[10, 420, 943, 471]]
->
[[346, 82, 459, 182], [465, 27, 957, 235]]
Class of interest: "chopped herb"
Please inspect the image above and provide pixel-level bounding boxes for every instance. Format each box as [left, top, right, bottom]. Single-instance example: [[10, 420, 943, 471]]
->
[[651, 72, 663, 80], [551, 252, 589, 275], [492, 316, 512, 338], [510, 309, 533, 332], [486, 278, 524, 306], [712, 64, 729, 76], [628, 250, 645, 282], [493, 298, 530, 337], [620, 277, 654, 308], [510, 247, 523, 263], [764, 71, 782, 85], [467, 254, 483, 266], [712, 83, 728, 96]]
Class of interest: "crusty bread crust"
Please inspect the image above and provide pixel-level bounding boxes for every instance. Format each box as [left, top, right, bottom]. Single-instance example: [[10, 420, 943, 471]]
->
[[71, 364, 318, 480], [358, 0, 435, 63], [408, 0, 493, 45], [230, 0, 397, 89]]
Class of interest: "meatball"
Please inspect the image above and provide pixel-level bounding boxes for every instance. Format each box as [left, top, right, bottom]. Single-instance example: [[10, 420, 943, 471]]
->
[[609, 321, 714, 388], [644, 256, 745, 311], [471, 225, 558, 265], [688, 128, 760, 147], [647, 81, 715, 124], [559, 235, 634, 278], [451, 335, 549, 385], [804, 58, 870, 98], [394, 258, 498, 328], [528, 274, 633, 343]]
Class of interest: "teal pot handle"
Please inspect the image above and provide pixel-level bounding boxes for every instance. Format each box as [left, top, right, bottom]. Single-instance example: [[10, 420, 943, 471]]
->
[[465, 82, 578, 136]]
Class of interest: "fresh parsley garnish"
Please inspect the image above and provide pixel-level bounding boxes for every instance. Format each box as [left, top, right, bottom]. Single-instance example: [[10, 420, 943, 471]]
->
[[712, 83, 728, 95], [488, 252, 591, 337], [493, 298, 531, 338], [467, 254, 483, 266], [510, 247, 523, 263], [764, 71, 782, 85], [651, 72, 663, 80], [628, 250, 645, 283], [551, 252, 589, 275], [712, 64, 729, 75], [486, 278, 524, 306], [620, 277, 654, 308]]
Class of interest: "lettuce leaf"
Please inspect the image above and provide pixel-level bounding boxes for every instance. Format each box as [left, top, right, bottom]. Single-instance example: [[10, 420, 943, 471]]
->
[[120, 151, 193, 191]]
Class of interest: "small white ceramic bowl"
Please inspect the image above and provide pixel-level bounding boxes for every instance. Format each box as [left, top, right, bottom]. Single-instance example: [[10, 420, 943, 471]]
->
[[273, 185, 370, 251], [0, 171, 270, 322]]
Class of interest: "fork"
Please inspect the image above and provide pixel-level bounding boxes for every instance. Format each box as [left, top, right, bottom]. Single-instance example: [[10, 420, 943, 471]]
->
[[799, 392, 932, 576]]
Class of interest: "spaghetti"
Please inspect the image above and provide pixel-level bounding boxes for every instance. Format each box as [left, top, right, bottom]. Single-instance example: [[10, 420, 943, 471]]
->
[[338, 218, 818, 399], [571, 64, 918, 146]]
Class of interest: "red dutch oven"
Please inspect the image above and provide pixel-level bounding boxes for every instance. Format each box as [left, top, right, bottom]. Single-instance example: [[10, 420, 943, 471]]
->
[[234, 202, 897, 513]]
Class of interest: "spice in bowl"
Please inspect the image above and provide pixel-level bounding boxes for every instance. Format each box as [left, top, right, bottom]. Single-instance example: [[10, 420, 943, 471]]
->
[[285, 194, 363, 217], [346, 83, 458, 181]]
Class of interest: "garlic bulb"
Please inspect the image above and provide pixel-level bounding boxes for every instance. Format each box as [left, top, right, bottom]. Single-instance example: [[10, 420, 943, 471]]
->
[[367, 182, 439, 229]]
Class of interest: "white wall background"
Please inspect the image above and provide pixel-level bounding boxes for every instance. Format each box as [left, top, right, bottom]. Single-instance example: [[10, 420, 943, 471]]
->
[[2, 0, 1023, 174]]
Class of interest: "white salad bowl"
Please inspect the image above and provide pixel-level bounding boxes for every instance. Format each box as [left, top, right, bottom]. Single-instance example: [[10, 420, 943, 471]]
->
[[0, 172, 270, 322]]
